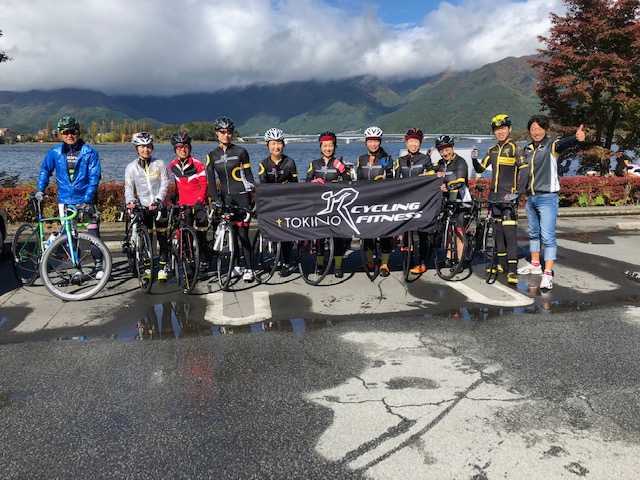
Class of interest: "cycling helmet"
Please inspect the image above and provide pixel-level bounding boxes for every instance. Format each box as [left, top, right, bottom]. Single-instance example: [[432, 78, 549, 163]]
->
[[491, 114, 512, 129], [435, 135, 454, 149], [319, 131, 337, 144], [264, 128, 285, 142], [170, 131, 192, 146], [57, 116, 81, 131], [364, 126, 383, 140], [405, 128, 424, 141], [132, 132, 153, 147], [214, 116, 235, 131]]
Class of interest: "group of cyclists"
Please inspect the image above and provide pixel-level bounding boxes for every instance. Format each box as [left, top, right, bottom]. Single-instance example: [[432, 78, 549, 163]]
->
[[35, 112, 586, 291]]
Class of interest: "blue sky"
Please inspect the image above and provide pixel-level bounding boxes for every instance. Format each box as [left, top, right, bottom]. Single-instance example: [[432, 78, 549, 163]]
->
[[0, 0, 562, 95]]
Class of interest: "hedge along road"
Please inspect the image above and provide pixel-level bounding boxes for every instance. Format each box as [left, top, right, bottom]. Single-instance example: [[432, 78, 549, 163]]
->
[[1, 207, 640, 341]]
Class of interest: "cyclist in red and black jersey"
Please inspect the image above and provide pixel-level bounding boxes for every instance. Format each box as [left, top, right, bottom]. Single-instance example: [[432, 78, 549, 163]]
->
[[356, 126, 394, 277], [472, 114, 527, 284], [258, 128, 298, 276], [168, 131, 209, 274], [206, 116, 256, 282], [306, 131, 351, 278], [396, 128, 438, 274]]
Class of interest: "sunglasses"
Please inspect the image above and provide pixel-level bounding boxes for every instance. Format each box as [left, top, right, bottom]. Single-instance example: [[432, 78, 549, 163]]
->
[[175, 144, 191, 150], [61, 130, 79, 136]]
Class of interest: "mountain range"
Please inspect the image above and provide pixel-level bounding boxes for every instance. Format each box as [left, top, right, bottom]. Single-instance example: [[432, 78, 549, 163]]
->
[[0, 55, 541, 135]]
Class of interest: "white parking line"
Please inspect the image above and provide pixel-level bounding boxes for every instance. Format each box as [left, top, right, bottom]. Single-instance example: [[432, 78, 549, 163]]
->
[[204, 291, 272, 325]]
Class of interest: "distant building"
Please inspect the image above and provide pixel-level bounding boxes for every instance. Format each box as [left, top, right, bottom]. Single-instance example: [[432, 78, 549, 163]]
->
[[0, 127, 18, 142]]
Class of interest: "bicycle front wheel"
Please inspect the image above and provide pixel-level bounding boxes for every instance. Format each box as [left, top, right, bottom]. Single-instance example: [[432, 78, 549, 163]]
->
[[360, 238, 381, 281], [252, 229, 281, 284], [298, 238, 334, 286], [402, 232, 419, 281], [135, 225, 154, 294], [435, 217, 460, 280], [40, 232, 112, 301], [214, 224, 236, 291], [483, 218, 498, 284], [12, 223, 41, 286], [174, 225, 200, 294]]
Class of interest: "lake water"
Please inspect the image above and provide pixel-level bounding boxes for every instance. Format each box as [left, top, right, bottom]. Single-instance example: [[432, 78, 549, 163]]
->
[[0, 140, 580, 184]]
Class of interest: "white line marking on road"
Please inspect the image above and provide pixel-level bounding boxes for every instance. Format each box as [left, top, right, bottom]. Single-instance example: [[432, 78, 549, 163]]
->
[[446, 280, 534, 307], [204, 291, 272, 326]]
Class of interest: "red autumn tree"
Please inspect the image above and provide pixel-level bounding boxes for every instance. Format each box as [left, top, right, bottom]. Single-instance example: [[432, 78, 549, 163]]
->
[[531, 0, 640, 173]]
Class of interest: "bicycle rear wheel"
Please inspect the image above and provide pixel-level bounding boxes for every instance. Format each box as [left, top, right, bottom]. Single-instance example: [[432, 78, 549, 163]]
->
[[174, 225, 200, 294], [214, 224, 236, 291], [40, 232, 112, 301], [12, 223, 41, 286], [297, 238, 334, 286], [483, 218, 498, 284], [135, 225, 154, 294], [252, 229, 281, 284]]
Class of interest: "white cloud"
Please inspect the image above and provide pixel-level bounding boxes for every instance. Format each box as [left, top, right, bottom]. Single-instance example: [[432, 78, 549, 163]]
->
[[0, 0, 564, 95]]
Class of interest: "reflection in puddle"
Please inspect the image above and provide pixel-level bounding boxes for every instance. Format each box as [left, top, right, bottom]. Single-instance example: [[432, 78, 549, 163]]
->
[[136, 303, 337, 339], [442, 301, 593, 325]]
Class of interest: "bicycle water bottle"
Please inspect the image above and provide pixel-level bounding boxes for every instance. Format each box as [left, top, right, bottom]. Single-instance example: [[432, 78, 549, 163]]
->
[[44, 232, 58, 249]]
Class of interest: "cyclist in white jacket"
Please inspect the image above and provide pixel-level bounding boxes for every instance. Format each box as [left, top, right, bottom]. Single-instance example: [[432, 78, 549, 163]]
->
[[124, 132, 171, 281]]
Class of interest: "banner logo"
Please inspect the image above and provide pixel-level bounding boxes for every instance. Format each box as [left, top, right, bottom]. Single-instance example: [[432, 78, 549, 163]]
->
[[317, 187, 361, 235]]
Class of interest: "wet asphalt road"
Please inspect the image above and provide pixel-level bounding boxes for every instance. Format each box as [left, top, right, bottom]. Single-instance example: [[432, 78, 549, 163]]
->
[[1, 213, 640, 478]]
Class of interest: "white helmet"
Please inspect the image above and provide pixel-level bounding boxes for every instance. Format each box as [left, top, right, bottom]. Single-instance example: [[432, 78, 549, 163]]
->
[[264, 128, 285, 142], [132, 132, 153, 147], [364, 126, 383, 139]]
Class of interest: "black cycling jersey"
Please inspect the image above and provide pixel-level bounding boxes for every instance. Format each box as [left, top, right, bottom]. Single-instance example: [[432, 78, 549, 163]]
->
[[206, 144, 255, 200], [438, 154, 470, 201], [356, 148, 393, 181], [306, 157, 350, 183], [258, 155, 298, 184], [473, 140, 527, 197], [395, 152, 436, 178]]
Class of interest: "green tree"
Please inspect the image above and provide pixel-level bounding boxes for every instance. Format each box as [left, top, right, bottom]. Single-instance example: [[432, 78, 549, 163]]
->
[[531, 0, 640, 173], [0, 30, 12, 64], [91, 121, 98, 142]]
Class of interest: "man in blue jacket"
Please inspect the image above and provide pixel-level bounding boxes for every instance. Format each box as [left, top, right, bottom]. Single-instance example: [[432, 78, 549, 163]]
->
[[36, 116, 104, 280]]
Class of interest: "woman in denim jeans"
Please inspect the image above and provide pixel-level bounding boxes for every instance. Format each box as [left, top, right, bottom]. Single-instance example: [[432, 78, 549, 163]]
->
[[518, 115, 585, 290]]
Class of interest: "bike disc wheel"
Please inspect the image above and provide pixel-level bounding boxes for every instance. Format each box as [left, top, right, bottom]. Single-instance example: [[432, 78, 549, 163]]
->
[[298, 238, 334, 286], [252, 229, 281, 284], [135, 225, 154, 294], [40, 232, 112, 301], [12, 223, 41, 286], [174, 225, 200, 294], [215, 225, 236, 291], [483, 218, 499, 284]]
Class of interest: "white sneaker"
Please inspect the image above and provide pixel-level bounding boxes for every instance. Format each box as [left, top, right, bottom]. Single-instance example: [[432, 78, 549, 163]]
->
[[243, 270, 254, 282], [540, 273, 553, 290], [95, 269, 105, 280], [157, 268, 168, 282], [517, 262, 543, 275], [231, 266, 243, 278]]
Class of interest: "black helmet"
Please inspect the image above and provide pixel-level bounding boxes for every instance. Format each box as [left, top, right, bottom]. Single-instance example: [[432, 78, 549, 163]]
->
[[214, 116, 235, 131], [405, 128, 424, 141], [435, 135, 454, 149], [170, 131, 192, 146], [318, 131, 337, 144], [491, 114, 512, 129], [57, 116, 81, 131]]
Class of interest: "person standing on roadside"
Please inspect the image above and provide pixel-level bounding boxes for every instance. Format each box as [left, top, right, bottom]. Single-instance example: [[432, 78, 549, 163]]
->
[[472, 114, 527, 284], [258, 127, 298, 276], [168, 131, 209, 277], [306, 131, 351, 278], [356, 126, 394, 276], [35, 115, 104, 281], [206, 116, 256, 282], [124, 132, 170, 281], [517, 115, 585, 290], [395, 127, 438, 274]]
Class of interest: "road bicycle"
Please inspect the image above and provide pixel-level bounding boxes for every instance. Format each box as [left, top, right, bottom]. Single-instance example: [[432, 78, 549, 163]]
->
[[251, 229, 282, 284], [12, 195, 112, 301], [210, 202, 253, 291], [121, 202, 155, 294], [434, 198, 474, 280], [168, 205, 200, 294], [296, 237, 334, 285]]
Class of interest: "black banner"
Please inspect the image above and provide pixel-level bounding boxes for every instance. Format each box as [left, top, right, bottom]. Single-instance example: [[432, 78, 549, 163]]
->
[[256, 175, 443, 242]]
